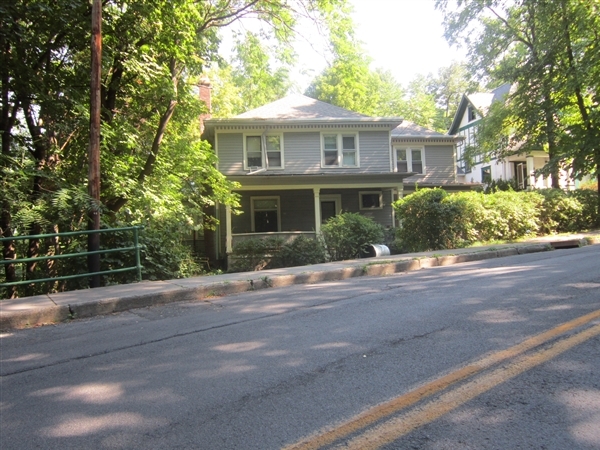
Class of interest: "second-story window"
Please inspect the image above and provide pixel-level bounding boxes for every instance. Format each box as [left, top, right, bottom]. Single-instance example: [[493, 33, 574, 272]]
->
[[395, 147, 424, 174], [244, 134, 283, 170], [321, 133, 358, 167], [468, 105, 477, 122]]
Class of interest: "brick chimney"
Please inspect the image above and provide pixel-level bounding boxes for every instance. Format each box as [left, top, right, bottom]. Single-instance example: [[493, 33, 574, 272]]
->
[[199, 77, 212, 134]]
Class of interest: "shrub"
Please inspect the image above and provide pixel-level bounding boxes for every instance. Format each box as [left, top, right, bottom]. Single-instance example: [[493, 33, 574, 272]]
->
[[479, 190, 541, 240], [537, 189, 582, 234], [229, 235, 328, 272], [320, 212, 384, 261], [569, 189, 599, 230], [394, 188, 542, 252], [394, 188, 469, 252], [229, 237, 284, 272], [274, 235, 328, 268]]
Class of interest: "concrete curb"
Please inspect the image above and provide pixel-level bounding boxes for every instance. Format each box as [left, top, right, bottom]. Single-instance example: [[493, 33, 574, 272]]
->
[[0, 239, 594, 331]]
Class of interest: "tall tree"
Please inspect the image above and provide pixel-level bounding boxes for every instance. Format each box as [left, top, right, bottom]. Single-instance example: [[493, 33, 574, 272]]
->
[[437, 0, 600, 203], [209, 30, 294, 117], [0, 0, 343, 295], [426, 62, 480, 131]]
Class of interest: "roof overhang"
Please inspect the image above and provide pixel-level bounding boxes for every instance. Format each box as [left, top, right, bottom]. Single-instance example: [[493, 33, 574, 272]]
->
[[392, 135, 463, 144], [203, 117, 403, 140], [226, 172, 413, 190]]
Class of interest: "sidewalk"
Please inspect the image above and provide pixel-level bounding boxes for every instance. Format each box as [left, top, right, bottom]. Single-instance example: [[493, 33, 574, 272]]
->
[[2, 233, 598, 331]]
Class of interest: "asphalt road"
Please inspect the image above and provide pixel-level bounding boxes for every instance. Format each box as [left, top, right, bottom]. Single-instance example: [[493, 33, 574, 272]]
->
[[1, 245, 599, 449]]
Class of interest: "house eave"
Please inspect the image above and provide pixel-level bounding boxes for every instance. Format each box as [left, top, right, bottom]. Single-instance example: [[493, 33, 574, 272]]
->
[[204, 117, 403, 134], [392, 135, 463, 144], [226, 172, 413, 190]]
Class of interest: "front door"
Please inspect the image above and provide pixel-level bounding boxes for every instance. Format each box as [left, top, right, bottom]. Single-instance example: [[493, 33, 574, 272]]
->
[[320, 195, 342, 224], [321, 201, 337, 223], [515, 162, 528, 190]]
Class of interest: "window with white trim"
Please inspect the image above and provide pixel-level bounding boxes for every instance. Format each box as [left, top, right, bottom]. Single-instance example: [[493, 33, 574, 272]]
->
[[251, 196, 280, 232], [244, 134, 283, 170], [321, 133, 358, 167], [395, 147, 424, 174], [359, 191, 382, 210]]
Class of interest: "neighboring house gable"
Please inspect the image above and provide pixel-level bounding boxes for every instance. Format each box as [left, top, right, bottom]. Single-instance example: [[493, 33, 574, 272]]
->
[[448, 83, 565, 189]]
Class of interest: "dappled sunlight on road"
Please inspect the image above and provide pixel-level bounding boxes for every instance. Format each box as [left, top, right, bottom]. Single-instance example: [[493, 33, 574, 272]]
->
[[31, 383, 125, 404], [470, 308, 528, 324], [212, 340, 266, 353], [4, 352, 48, 363], [311, 342, 352, 350], [40, 412, 168, 438], [560, 389, 600, 445]]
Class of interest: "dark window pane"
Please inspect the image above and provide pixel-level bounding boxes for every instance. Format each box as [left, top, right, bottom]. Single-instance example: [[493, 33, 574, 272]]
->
[[254, 210, 278, 232], [267, 151, 281, 167], [342, 136, 355, 149], [361, 193, 381, 208], [324, 150, 338, 166]]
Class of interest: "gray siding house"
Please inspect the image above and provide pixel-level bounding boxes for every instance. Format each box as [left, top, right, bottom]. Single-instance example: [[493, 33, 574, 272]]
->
[[202, 94, 465, 263]]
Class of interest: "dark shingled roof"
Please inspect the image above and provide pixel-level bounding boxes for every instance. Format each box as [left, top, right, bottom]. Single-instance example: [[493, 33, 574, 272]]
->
[[391, 120, 447, 138], [235, 94, 370, 120]]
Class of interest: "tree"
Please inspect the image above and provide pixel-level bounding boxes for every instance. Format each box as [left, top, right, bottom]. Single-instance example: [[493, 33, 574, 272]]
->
[[209, 30, 294, 117], [436, 0, 600, 213], [0, 0, 345, 295], [426, 62, 480, 131]]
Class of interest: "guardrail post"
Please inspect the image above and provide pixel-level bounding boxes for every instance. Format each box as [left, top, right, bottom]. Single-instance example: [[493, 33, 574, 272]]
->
[[134, 226, 142, 282]]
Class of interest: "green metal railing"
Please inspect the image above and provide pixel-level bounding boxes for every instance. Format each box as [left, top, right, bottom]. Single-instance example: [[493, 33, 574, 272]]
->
[[0, 226, 143, 288]]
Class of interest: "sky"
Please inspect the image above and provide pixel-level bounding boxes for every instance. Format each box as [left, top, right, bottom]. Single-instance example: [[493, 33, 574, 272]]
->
[[221, 0, 467, 92], [291, 0, 467, 90]]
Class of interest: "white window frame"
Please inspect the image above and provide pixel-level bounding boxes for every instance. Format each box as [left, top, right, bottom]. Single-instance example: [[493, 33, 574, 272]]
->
[[394, 146, 425, 174], [359, 191, 383, 210], [250, 196, 281, 232], [320, 132, 360, 168], [243, 133, 284, 170]]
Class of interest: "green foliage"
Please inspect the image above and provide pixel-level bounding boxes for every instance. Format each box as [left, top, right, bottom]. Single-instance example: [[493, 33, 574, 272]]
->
[[477, 190, 542, 240], [437, 0, 600, 203], [536, 189, 582, 234], [394, 188, 544, 252], [483, 178, 520, 194], [229, 235, 327, 272], [320, 212, 384, 261], [274, 235, 329, 268], [542, 189, 599, 232], [229, 237, 284, 272], [393, 189, 469, 252], [1, 0, 337, 295]]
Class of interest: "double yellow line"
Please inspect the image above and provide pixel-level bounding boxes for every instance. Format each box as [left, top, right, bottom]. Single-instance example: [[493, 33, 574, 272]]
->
[[285, 309, 600, 450]]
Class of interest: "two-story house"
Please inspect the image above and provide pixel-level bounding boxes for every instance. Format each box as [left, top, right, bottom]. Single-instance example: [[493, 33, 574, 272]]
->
[[202, 94, 465, 264], [448, 84, 574, 190]]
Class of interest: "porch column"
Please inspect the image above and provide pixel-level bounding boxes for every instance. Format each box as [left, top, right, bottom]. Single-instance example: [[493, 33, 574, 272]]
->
[[392, 185, 403, 228], [226, 204, 233, 254], [526, 155, 535, 190], [313, 187, 321, 234]]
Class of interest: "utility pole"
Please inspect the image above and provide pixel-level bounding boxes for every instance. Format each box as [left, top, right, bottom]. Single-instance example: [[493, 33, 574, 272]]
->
[[88, 0, 102, 288]]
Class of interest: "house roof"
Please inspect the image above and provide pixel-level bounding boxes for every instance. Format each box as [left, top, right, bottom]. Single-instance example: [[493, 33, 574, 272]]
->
[[392, 120, 462, 143], [203, 94, 403, 138], [235, 94, 369, 120], [447, 83, 512, 135]]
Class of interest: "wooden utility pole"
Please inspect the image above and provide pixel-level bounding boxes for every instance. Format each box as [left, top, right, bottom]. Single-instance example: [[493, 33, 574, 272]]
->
[[88, 0, 102, 288]]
